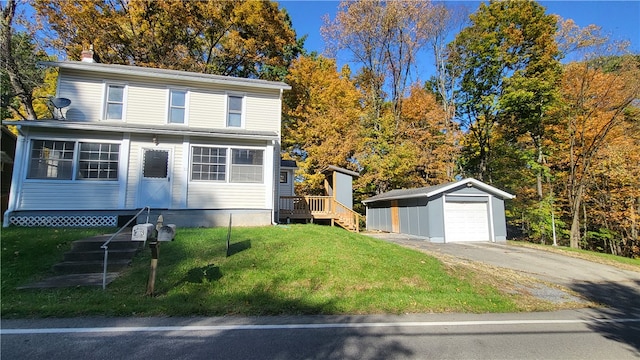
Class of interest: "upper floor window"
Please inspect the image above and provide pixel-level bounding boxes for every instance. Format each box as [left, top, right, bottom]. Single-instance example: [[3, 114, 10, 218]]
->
[[105, 84, 125, 120], [27, 140, 120, 181], [227, 95, 243, 128], [169, 89, 187, 124]]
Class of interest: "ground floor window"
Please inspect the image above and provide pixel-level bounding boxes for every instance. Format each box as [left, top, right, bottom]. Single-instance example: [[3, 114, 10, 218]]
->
[[191, 146, 226, 181], [231, 149, 263, 183], [27, 139, 120, 181], [191, 146, 263, 183]]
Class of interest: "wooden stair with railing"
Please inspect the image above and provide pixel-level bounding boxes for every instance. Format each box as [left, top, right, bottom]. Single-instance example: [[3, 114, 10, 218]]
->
[[279, 196, 360, 232]]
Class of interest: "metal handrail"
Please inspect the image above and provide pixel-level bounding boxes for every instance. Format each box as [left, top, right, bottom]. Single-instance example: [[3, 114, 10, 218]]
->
[[101, 206, 151, 290]]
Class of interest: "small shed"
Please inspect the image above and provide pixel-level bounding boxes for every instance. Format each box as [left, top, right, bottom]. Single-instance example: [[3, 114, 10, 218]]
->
[[363, 178, 515, 243], [322, 165, 360, 210]]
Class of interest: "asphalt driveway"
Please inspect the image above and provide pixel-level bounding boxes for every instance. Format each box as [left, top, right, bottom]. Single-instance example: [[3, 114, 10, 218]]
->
[[365, 232, 640, 314]]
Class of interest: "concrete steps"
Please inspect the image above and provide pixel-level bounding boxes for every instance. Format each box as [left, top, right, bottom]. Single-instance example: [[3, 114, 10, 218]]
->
[[52, 231, 144, 275]]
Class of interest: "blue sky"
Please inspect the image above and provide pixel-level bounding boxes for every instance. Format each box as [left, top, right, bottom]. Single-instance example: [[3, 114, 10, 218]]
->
[[280, 0, 639, 79]]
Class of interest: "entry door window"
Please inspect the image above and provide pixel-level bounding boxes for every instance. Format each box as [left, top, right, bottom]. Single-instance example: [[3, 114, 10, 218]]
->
[[143, 150, 169, 178]]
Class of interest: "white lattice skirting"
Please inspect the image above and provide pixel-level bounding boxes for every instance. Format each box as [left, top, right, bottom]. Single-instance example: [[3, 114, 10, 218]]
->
[[10, 215, 118, 227]]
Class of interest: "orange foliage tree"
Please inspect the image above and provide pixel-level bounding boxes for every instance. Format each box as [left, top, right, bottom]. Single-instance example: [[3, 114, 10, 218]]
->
[[552, 56, 640, 249], [33, 0, 300, 79]]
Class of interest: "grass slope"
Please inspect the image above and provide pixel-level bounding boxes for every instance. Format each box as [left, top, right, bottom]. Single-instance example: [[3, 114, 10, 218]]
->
[[3, 225, 527, 317]]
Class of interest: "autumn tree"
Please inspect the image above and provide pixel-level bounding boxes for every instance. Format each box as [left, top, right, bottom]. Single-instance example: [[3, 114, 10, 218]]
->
[[554, 55, 640, 249], [585, 114, 640, 256], [1, 0, 49, 120], [33, 0, 301, 80], [323, 0, 445, 124], [450, 0, 561, 184], [282, 55, 363, 194], [398, 84, 457, 186], [323, 0, 449, 194]]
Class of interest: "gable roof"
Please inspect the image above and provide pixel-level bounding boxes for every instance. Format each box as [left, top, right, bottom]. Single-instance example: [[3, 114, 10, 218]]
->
[[362, 178, 515, 204], [40, 61, 291, 91], [322, 165, 360, 177]]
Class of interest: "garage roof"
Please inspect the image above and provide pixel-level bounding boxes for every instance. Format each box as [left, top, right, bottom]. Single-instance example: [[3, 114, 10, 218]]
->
[[362, 178, 515, 204]]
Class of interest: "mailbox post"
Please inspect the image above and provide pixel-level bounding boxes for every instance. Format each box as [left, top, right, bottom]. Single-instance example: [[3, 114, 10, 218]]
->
[[144, 215, 176, 296]]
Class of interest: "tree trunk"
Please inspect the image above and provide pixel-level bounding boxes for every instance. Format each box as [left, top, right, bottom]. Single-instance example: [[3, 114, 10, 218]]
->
[[569, 182, 585, 248]]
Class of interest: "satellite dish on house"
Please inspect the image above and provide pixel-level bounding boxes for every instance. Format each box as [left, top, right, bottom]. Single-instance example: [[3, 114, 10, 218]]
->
[[50, 97, 71, 120]]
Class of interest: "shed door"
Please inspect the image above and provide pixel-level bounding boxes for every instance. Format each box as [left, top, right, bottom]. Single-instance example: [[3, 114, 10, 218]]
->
[[444, 201, 490, 242], [138, 148, 172, 208]]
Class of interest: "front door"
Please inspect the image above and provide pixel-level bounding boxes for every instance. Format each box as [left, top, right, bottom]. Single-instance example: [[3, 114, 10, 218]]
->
[[138, 148, 172, 208]]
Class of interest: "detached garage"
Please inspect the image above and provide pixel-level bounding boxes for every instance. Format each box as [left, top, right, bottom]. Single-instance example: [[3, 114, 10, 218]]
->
[[363, 178, 515, 243]]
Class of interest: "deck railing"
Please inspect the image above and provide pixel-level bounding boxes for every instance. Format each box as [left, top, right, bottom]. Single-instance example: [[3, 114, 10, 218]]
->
[[279, 196, 332, 218], [279, 196, 360, 232], [333, 200, 360, 232]]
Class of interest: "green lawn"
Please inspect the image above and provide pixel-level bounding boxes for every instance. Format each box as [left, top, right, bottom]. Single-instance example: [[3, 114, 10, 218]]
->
[[2, 224, 546, 318]]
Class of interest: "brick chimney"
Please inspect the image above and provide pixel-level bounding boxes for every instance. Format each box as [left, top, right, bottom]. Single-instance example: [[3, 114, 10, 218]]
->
[[81, 45, 96, 63]]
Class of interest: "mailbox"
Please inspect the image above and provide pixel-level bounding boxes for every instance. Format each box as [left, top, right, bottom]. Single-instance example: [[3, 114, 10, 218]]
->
[[157, 224, 177, 242], [132, 223, 156, 241]]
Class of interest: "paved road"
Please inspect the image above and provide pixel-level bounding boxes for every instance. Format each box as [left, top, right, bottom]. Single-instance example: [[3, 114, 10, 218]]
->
[[366, 233, 640, 314], [2, 310, 639, 359]]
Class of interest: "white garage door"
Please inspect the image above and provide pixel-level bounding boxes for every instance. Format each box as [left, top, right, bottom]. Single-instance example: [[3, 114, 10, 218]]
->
[[444, 201, 490, 242]]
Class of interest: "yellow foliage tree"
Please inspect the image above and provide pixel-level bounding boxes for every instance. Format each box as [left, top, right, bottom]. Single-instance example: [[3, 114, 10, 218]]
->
[[283, 55, 363, 195]]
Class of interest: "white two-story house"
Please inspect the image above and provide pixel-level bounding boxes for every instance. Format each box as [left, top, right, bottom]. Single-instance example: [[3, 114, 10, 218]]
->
[[3, 57, 292, 228]]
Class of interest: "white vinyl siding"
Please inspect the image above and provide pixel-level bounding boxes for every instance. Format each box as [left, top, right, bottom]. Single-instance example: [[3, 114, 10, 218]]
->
[[187, 183, 266, 209], [17, 182, 121, 210], [57, 76, 104, 121], [126, 85, 166, 126], [57, 69, 282, 132], [188, 90, 225, 128], [244, 93, 281, 132]]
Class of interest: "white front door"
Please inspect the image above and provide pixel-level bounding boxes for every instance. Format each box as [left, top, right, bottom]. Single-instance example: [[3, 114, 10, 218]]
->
[[444, 201, 491, 242], [138, 148, 172, 208]]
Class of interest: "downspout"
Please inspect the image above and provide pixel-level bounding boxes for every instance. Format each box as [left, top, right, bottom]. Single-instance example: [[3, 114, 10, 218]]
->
[[273, 88, 284, 225], [271, 139, 279, 225], [3, 127, 26, 227]]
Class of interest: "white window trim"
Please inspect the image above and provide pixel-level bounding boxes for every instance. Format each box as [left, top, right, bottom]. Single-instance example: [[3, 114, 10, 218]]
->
[[190, 145, 228, 182], [189, 144, 265, 184], [25, 137, 122, 183], [102, 82, 128, 121], [166, 88, 190, 125], [225, 93, 246, 128]]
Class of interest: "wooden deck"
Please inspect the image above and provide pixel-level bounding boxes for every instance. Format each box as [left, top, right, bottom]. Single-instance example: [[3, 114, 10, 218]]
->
[[279, 196, 360, 232]]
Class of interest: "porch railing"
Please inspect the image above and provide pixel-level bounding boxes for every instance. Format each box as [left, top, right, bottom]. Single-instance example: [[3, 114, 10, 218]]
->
[[279, 196, 360, 232], [279, 196, 332, 218]]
